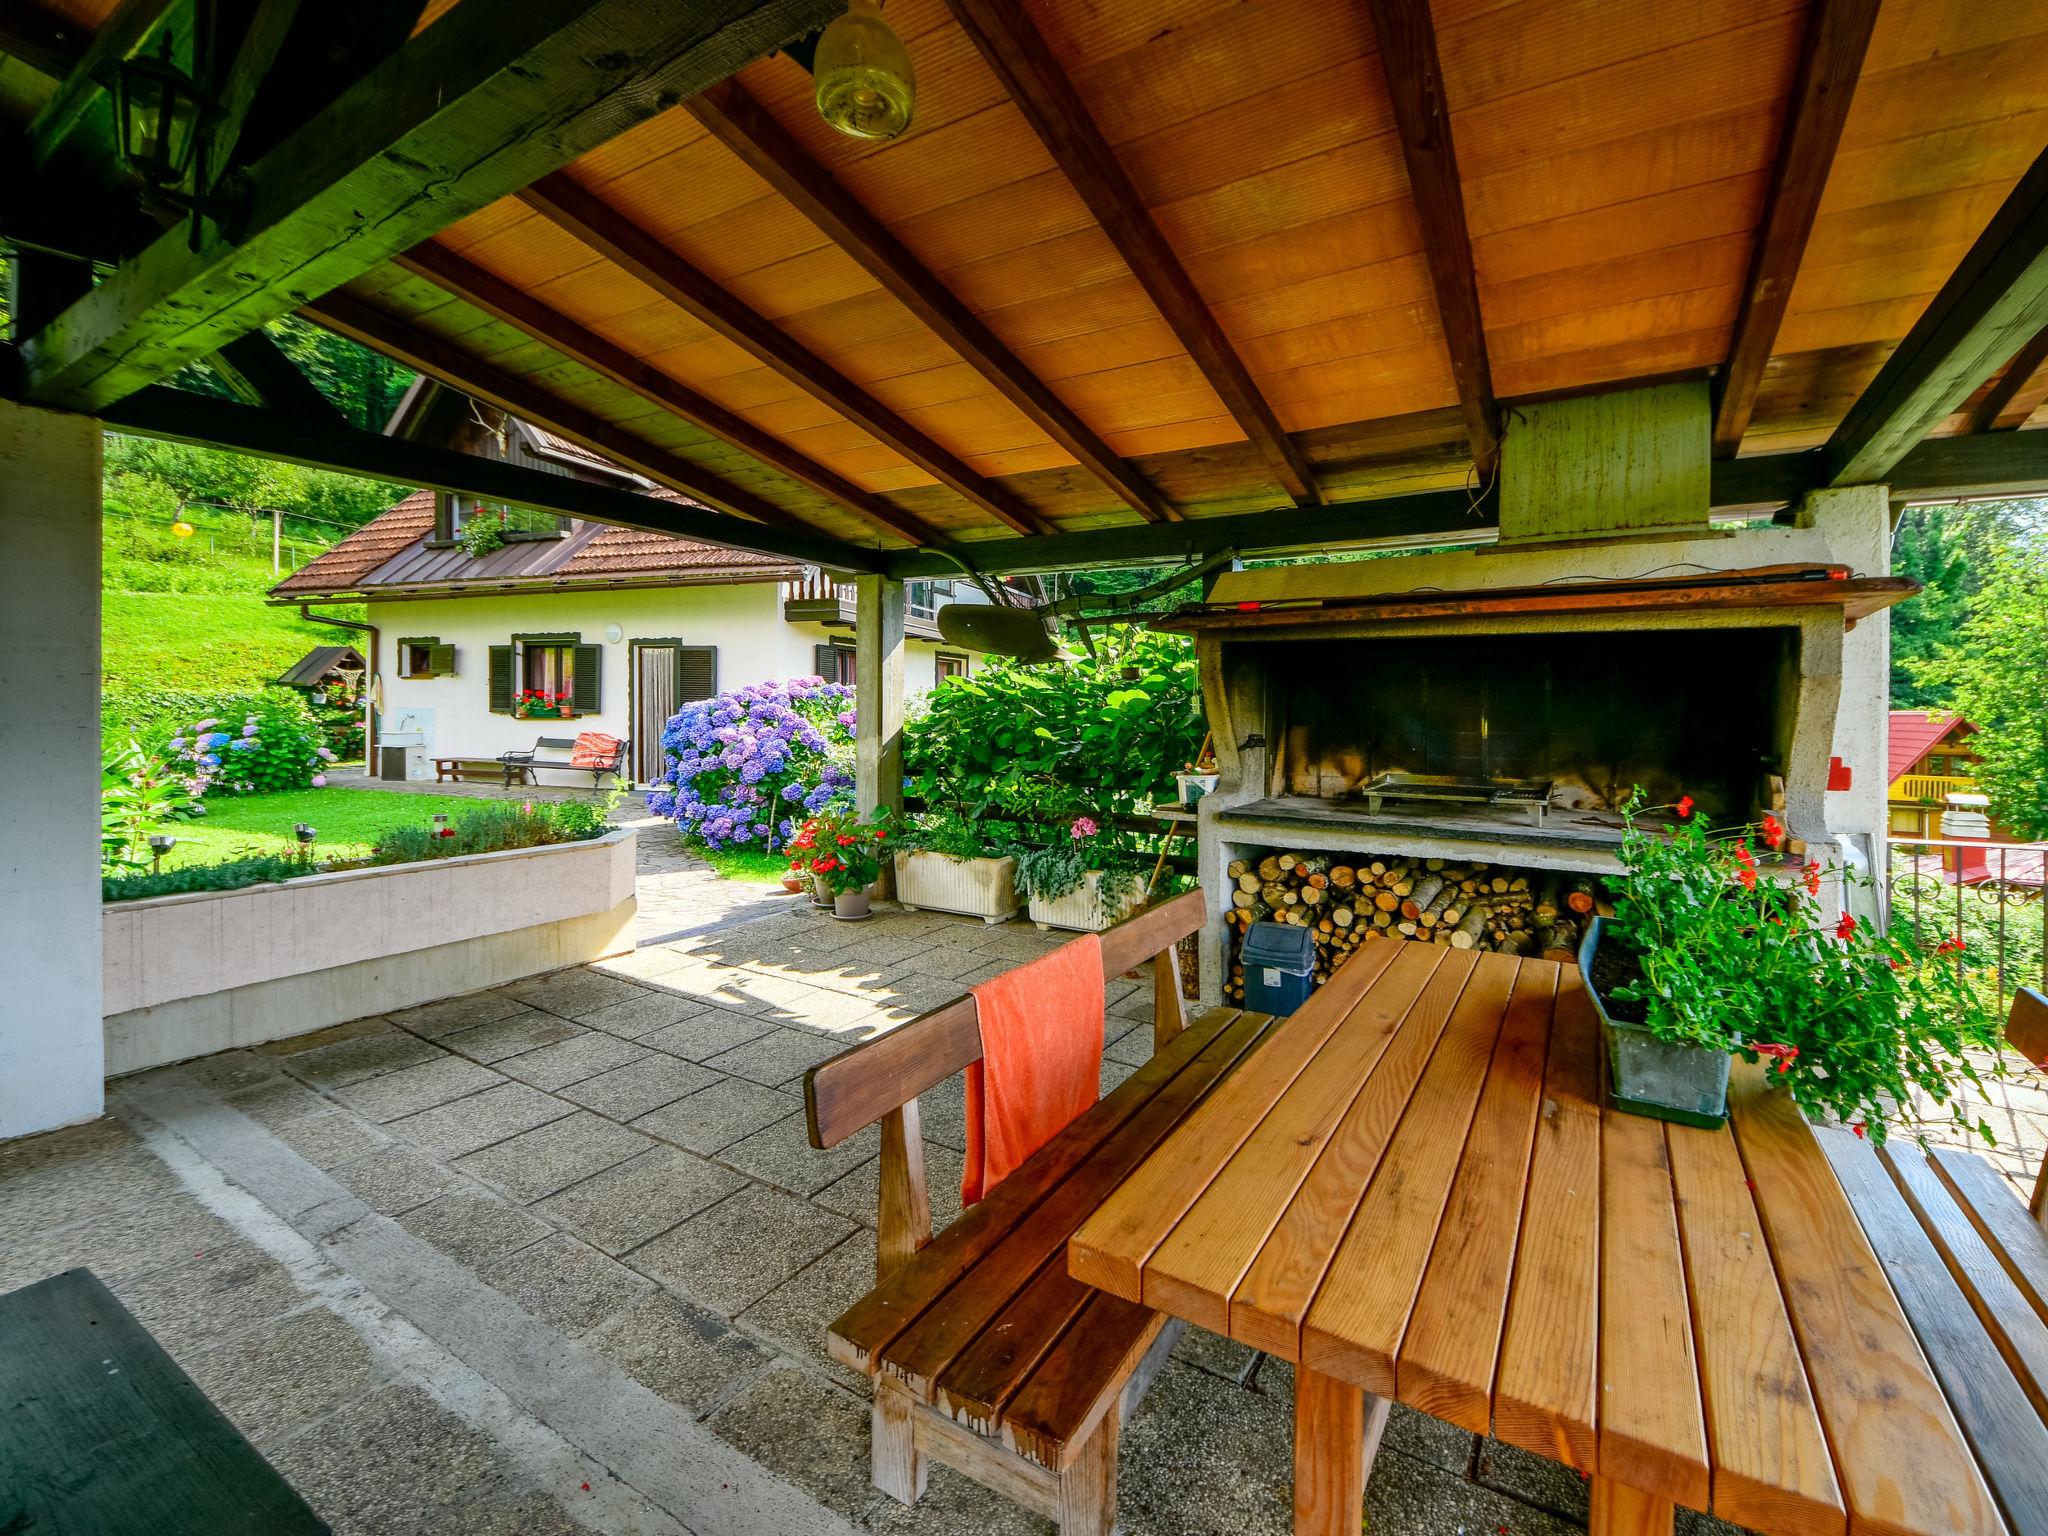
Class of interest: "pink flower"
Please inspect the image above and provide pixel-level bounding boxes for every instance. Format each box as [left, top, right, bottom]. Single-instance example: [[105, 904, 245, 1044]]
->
[[1070, 816, 1098, 840], [310, 774, 327, 787]]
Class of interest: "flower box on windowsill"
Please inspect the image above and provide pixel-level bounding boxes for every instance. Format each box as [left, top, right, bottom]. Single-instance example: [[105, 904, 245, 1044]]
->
[[516, 706, 574, 721]]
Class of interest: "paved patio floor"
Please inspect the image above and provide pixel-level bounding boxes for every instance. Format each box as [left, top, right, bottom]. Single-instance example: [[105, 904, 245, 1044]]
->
[[6, 842, 2042, 1534]]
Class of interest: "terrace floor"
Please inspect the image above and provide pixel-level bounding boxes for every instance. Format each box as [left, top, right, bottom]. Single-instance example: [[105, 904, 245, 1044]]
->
[[7, 870, 2043, 1534]]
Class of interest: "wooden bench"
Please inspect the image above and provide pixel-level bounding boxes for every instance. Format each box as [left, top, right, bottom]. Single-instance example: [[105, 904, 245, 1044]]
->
[[433, 756, 504, 783], [803, 890, 1274, 1534], [1827, 985, 2048, 1534], [495, 734, 629, 789]]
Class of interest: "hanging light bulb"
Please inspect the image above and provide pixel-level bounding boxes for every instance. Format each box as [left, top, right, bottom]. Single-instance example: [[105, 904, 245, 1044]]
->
[[815, 0, 915, 142]]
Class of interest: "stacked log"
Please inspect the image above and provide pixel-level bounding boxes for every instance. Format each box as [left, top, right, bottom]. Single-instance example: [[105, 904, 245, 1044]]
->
[[1221, 849, 1598, 1004]]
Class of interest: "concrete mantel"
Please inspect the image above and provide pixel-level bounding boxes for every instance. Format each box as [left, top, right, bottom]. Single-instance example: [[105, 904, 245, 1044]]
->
[[102, 829, 637, 1075]]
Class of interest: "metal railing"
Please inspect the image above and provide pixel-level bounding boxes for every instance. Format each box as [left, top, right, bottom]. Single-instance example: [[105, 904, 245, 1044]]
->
[[1892, 774, 1979, 803], [1885, 837, 2047, 1014], [784, 572, 944, 622]]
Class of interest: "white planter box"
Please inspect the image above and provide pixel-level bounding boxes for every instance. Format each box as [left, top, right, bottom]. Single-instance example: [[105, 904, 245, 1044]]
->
[[102, 829, 637, 1075], [1028, 870, 1144, 933], [894, 850, 1019, 924]]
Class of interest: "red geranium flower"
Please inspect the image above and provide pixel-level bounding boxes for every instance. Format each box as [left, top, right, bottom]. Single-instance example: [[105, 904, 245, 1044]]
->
[[1935, 936, 1965, 956], [1760, 813, 1785, 850], [1674, 794, 1695, 819], [1753, 1042, 1800, 1074], [1736, 865, 1758, 892], [1852, 1121, 1868, 1140], [1835, 912, 1858, 941], [1803, 860, 1822, 896]]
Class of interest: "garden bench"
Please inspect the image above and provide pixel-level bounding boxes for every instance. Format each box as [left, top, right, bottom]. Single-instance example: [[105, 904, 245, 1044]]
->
[[433, 756, 504, 783], [496, 734, 628, 789], [804, 890, 1271, 1535], [1823, 985, 2048, 1533]]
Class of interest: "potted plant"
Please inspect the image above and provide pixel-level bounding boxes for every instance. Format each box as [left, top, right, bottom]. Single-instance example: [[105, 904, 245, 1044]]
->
[[1017, 816, 1146, 933], [516, 689, 573, 720], [894, 808, 1020, 924], [792, 805, 892, 920], [1584, 790, 2000, 1140]]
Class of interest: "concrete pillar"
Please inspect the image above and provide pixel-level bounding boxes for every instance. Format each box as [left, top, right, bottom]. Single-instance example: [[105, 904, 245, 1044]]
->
[[0, 398, 104, 1139], [854, 574, 906, 824], [1798, 483, 1891, 843]]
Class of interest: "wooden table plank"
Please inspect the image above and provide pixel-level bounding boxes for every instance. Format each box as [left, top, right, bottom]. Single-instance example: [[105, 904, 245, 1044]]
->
[[834, 1005, 1248, 1373], [886, 1009, 1275, 1397], [1146, 944, 1456, 1335], [1299, 953, 1523, 1392], [1729, 1065, 2003, 1535], [1884, 1147, 2048, 1422], [1666, 1095, 1843, 1536], [1068, 939, 1406, 1301], [1211, 946, 1477, 1354], [1492, 963, 1603, 1472], [1821, 1131, 2048, 1535], [1596, 1112, 1710, 1513], [1395, 960, 1558, 1434], [0, 1269, 328, 1536], [1931, 1149, 2048, 1322]]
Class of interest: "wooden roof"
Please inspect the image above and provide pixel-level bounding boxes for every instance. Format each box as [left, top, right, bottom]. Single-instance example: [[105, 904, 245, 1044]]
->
[[5, 0, 2047, 574]]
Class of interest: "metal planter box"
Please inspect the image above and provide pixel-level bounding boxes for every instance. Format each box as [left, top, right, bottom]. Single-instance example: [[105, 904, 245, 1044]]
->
[[1578, 916, 1729, 1129], [893, 850, 1020, 924], [1028, 870, 1143, 933]]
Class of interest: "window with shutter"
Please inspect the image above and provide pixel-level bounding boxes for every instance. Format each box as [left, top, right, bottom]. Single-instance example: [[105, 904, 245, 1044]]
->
[[487, 645, 514, 713], [571, 644, 602, 713], [676, 646, 717, 703], [815, 643, 856, 686], [427, 643, 456, 677]]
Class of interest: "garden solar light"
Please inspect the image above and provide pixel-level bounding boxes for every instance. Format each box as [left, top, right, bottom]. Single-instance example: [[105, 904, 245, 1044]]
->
[[815, 0, 914, 142], [146, 833, 176, 873], [293, 823, 317, 846]]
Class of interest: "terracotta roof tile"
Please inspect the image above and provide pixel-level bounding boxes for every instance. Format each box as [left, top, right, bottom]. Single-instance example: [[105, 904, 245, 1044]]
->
[[271, 490, 437, 596], [1887, 710, 1964, 785]]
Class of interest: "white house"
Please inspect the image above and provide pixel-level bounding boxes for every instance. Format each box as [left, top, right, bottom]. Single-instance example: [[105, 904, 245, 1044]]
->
[[270, 387, 992, 786]]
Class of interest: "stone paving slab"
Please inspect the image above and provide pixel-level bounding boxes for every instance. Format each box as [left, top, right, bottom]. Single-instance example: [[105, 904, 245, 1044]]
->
[[455, 1111, 655, 1203], [440, 1010, 585, 1064], [720, 1111, 877, 1198], [390, 990, 538, 1039], [280, 1027, 447, 1089], [628, 1184, 855, 1317], [498, 1032, 652, 1091], [333, 1055, 504, 1122], [390, 1080, 574, 1158], [632, 1077, 802, 1156], [558, 1054, 722, 1122], [478, 1232, 659, 1338], [637, 1005, 781, 1063], [701, 1025, 845, 1088], [396, 1187, 554, 1269], [327, 1143, 461, 1216], [536, 1145, 746, 1256], [586, 1293, 775, 1417], [573, 990, 713, 1040]]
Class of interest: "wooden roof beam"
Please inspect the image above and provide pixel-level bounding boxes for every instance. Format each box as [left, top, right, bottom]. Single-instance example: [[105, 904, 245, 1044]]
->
[[518, 173, 1051, 535], [18, 0, 846, 411], [946, 0, 1322, 509], [1828, 145, 2048, 485], [1962, 324, 2048, 434], [1364, 0, 1501, 479], [395, 240, 938, 546], [208, 330, 344, 422], [685, 77, 1182, 524], [101, 385, 883, 572], [1713, 0, 1879, 457], [302, 289, 858, 547]]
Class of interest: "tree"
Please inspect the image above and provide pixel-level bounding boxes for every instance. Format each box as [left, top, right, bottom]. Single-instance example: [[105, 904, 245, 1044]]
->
[[1914, 525, 2048, 838], [1890, 500, 2040, 706]]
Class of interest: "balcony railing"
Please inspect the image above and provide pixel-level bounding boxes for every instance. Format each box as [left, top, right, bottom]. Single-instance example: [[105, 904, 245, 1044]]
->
[[1892, 773, 1979, 802], [1885, 837, 2047, 1015], [782, 574, 945, 634]]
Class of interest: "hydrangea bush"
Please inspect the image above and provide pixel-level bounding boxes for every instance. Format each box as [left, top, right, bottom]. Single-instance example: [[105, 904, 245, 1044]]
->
[[645, 677, 856, 852], [163, 689, 334, 795]]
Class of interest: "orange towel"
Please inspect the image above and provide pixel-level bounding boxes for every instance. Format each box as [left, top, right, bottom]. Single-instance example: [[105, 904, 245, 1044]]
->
[[961, 934, 1105, 1206], [570, 731, 622, 768]]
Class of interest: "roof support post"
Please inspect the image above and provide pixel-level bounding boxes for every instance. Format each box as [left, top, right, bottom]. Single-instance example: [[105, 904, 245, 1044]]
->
[[0, 396, 105, 1138], [1795, 481, 1889, 843], [854, 574, 906, 882]]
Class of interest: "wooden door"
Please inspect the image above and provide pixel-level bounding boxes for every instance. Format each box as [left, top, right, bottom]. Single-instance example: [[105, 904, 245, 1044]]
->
[[632, 643, 678, 784]]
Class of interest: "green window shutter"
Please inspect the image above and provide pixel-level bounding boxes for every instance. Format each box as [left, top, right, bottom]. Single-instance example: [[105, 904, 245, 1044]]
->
[[487, 645, 514, 713], [428, 643, 456, 676], [572, 644, 602, 713], [676, 646, 718, 703]]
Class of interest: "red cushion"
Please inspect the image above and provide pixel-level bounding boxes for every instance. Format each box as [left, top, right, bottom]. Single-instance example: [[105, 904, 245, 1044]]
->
[[570, 731, 622, 768]]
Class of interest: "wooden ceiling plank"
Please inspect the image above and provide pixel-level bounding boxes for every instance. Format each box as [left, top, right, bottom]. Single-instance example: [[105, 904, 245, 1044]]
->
[[1712, 0, 1881, 458], [684, 76, 1182, 523], [1962, 324, 2048, 434], [25, 0, 176, 171], [1827, 144, 2048, 484], [518, 173, 1052, 535], [302, 288, 857, 545], [394, 239, 937, 546], [0, 0, 93, 80], [19, 0, 847, 411], [100, 385, 882, 572], [1363, 0, 1502, 478], [945, 0, 1323, 508]]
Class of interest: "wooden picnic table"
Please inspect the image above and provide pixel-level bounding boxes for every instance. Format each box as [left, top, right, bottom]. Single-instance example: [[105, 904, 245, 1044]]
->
[[1068, 939, 2011, 1536]]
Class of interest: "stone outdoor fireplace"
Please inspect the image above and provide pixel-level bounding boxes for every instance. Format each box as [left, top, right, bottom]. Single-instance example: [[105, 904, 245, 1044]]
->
[[1164, 489, 1904, 1004]]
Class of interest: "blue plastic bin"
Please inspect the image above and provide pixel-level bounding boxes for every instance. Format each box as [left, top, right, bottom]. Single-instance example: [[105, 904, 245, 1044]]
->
[[1242, 920, 1316, 1015]]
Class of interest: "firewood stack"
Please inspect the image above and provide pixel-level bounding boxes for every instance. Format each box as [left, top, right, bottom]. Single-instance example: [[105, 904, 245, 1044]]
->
[[1221, 850, 1603, 1003]]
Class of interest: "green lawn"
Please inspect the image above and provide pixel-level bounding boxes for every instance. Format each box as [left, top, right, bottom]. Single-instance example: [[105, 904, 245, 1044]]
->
[[155, 787, 487, 867], [699, 844, 796, 885]]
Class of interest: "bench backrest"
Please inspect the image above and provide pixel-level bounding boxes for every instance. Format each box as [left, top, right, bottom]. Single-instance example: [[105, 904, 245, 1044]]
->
[[804, 888, 1205, 1151], [533, 734, 628, 765], [2010, 988, 2048, 1223]]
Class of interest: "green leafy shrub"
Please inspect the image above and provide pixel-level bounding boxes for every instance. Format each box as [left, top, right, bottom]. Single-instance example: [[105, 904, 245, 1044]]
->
[[100, 739, 205, 872], [157, 688, 333, 795], [894, 805, 1016, 863], [104, 849, 317, 902]]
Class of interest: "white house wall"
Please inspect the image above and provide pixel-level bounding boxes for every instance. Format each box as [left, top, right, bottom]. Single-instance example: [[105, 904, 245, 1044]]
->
[[371, 582, 960, 783]]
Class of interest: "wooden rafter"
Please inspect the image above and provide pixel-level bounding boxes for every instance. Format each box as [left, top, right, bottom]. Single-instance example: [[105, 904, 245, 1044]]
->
[[208, 330, 341, 421], [18, 0, 846, 411], [302, 289, 851, 544], [1713, 0, 1879, 458], [25, 0, 175, 170], [685, 77, 1182, 524], [205, 0, 304, 186], [1363, 0, 1500, 478], [395, 240, 939, 546], [517, 173, 1050, 535], [1828, 145, 2048, 485], [101, 386, 883, 572], [1963, 324, 2048, 434], [0, 0, 91, 79], [946, 0, 1321, 509]]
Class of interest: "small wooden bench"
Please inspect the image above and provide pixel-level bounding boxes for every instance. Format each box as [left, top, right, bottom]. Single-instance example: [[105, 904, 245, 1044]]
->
[[803, 890, 1273, 1534], [433, 756, 504, 784], [1827, 985, 2048, 1533], [496, 734, 629, 789]]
